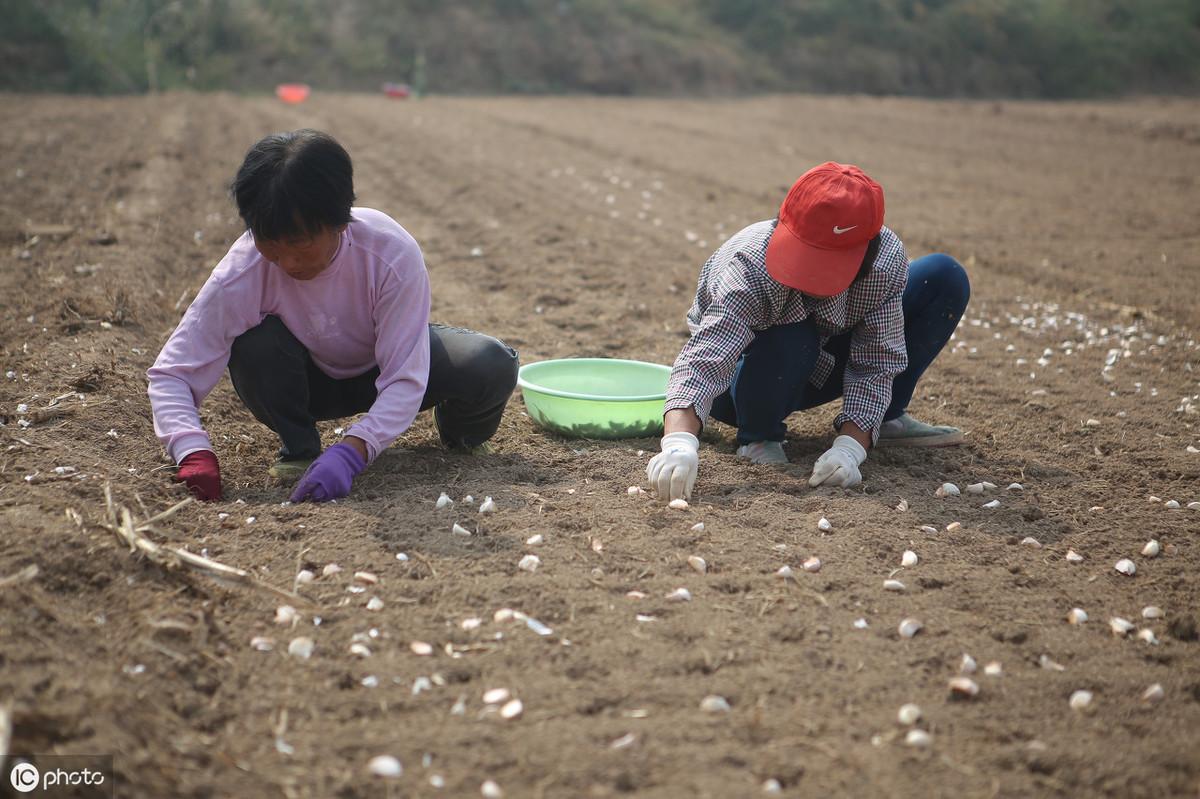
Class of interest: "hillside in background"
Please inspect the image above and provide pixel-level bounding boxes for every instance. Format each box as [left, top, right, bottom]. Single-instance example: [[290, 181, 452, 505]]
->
[[2, 0, 1199, 97]]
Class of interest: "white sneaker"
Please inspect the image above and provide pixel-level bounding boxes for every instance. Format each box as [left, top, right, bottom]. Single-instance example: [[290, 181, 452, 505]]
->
[[735, 441, 788, 464]]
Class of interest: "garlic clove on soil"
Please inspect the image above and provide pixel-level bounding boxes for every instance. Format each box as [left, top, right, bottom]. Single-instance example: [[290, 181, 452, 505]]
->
[[666, 587, 692, 602], [897, 703, 922, 725], [668, 498, 689, 510], [296, 569, 315, 584], [982, 499, 1001, 509], [1067, 608, 1089, 625], [691, 522, 705, 532], [895, 499, 909, 512], [700, 695, 731, 713], [1007, 483, 1024, 491], [626, 486, 645, 496], [322, 563, 342, 577], [499, 698, 524, 719], [1142, 606, 1164, 619], [948, 677, 980, 699], [966, 482, 985, 494], [1069, 690, 1093, 711], [518, 554, 540, 573], [901, 550, 918, 567], [1142, 684, 1165, 703], [1065, 549, 1084, 563], [483, 688, 510, 704], [250, 636, 275, 652], [1137, 628, 1159, 645], [984, 661, 1003, 677], [1114, 558, 1136, 576], [1039, 654, 1066, 672], [817, 517, 833, 532], [349, 642, 372, 658], [898, 618, 923, 639], [1109, 617, 1135, 636], [1164, 500, 1181, 509], [275, 605, 298, 626], [919, 525, 938, 534], [802, 557, 822, 573], [410, 641, 434, 656], [436, 492, 453, 509], [1020, 537, 1041, 548], [354, 571, 378, 585], [883, 579, 906, 592], [481, 780, 504, 798], [367, 755, 403, 778], [905, 729, 933, 748], [366, 597, 384, 612], [776, 566, 795, 580], [960, 654, 977, 674], [1141, 540, 1160, 558], [687, 556, 707, 574], [452, 523, 473, 537], [525, 534, 543, 546], [945, 522, 962, 532], [936, 483, 961, 497], [479, 496, 497, 514], [287, 637, 314, 659]]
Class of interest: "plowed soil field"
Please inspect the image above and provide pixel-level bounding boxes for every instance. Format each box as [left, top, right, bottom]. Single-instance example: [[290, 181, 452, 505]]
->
[[2, 92, 1199, 798]]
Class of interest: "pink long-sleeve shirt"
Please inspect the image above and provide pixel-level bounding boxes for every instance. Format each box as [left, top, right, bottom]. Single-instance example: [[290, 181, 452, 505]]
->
[[147, 208, 431, 465]]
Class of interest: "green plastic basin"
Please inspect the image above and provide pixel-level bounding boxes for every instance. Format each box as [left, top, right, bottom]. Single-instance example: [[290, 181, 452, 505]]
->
[[517, 358, 671, 439]]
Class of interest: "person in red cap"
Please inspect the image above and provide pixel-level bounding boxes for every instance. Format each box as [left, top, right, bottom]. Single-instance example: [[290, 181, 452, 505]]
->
[[647, 162, 969, 500]]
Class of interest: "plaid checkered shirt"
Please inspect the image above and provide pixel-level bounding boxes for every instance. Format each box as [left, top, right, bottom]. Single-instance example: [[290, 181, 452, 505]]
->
[[665, 219, 909, 443]]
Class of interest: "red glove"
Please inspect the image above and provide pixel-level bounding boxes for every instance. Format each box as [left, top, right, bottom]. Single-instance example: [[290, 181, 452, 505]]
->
[[177, 450, 222, 501]]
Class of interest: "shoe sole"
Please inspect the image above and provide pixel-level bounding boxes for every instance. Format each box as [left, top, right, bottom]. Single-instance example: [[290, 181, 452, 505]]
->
[[876, 431, 966, 448]]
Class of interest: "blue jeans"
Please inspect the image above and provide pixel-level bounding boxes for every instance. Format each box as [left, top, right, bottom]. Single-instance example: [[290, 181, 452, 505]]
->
[[709, 254, 970, 444]]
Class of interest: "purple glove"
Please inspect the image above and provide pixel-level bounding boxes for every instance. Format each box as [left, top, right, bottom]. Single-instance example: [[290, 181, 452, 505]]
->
[[289, 442, 366, 503]]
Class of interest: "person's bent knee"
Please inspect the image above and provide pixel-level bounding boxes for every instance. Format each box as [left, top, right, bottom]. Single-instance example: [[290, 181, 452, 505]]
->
[[921, 254, 970, 310], [231, 315, 303, 366], [464, 336, 519, 399]]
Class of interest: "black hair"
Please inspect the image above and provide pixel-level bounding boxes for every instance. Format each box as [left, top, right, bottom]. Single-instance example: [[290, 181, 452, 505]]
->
[[853, 234, 882, 283], [231, 129, 355, 242]]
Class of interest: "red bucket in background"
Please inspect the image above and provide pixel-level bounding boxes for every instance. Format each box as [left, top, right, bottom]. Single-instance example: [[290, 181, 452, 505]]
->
[[275, 83, 311, 104], [382, 82, 411, 99]]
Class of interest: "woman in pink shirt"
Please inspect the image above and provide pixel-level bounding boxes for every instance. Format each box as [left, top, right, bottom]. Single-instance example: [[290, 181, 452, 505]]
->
[[147, 129, 518, 503]]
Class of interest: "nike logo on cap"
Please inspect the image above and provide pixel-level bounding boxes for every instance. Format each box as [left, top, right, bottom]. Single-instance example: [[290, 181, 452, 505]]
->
[[832, 225, 857, 235]]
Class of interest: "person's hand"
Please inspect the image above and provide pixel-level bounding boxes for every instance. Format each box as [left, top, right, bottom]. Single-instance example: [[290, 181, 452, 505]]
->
[[646, 432, 700, 501], [290, 442, 366, 503], [177, 450, 222, 501], [808, 435, 867, 488]]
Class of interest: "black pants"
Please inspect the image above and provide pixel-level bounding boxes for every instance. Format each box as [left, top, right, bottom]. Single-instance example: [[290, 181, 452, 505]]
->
[[228, 316, 519, 459]]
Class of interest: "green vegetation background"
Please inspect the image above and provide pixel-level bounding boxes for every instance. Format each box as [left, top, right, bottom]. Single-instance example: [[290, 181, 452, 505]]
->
[[3, 0, 1198, 97]]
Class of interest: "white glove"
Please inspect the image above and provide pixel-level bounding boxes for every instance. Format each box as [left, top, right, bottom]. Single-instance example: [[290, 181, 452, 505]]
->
[[808, 435, 868, 488], [646, 432, 700, 501]]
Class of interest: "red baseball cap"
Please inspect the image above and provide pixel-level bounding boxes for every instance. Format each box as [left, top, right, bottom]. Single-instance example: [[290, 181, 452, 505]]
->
[[765, 162, 885, 296]]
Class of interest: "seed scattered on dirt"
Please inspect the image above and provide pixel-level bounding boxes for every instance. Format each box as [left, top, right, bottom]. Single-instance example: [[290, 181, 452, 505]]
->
[[949, 677, 979, 699], [1069, 690, 1093, 711], [410, 641, 434, 656], [1109, 617, 1135, 637], [905, 729, 933, 747], [367, 755, 402, 778], [500, 698, 524, 719], [287, 637, 314, 659]]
